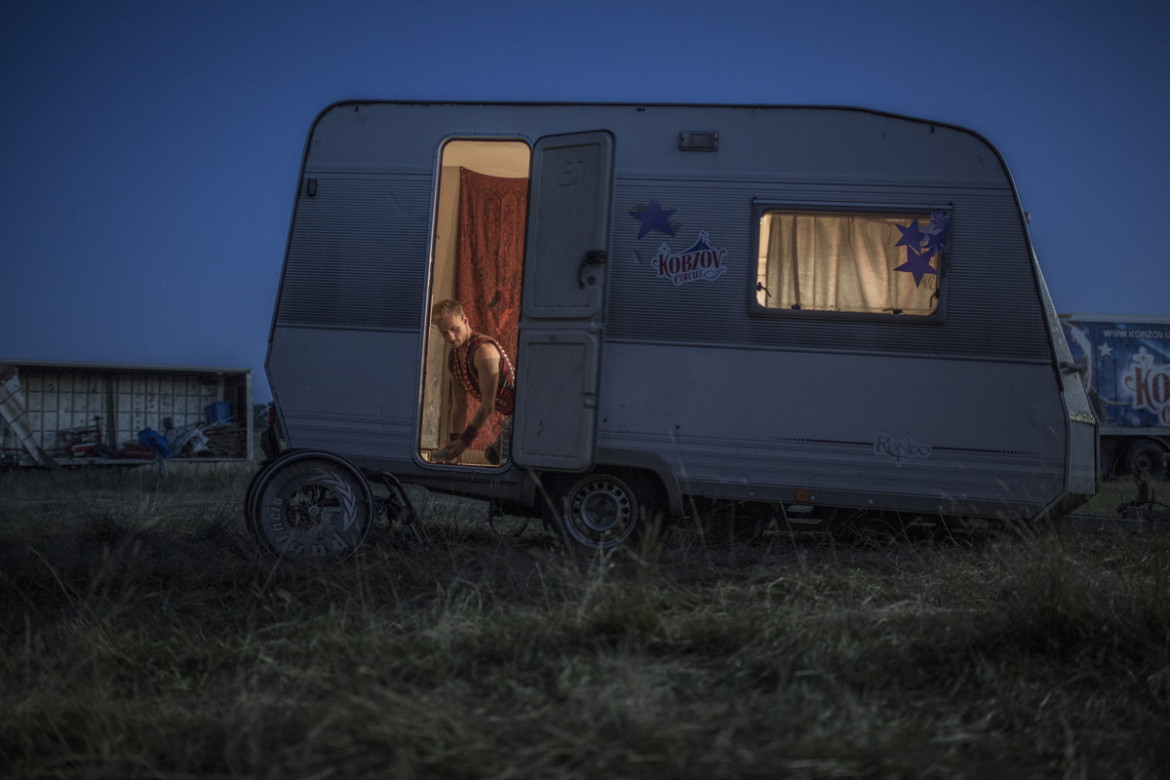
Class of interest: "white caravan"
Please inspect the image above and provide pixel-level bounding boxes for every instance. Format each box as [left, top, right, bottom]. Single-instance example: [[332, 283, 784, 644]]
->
[[247, 101, 1097, 559]]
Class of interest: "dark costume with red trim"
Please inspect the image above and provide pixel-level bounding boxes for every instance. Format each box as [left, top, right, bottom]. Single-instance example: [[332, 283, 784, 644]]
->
[[449, 333, 516, 416]]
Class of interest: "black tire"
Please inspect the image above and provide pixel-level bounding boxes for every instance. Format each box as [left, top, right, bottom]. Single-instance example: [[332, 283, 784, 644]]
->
[[243, 464, 268, 539], [245, 451, 374, 562], [1129, 440, 1168, 480], [542, 470, 651, 550], [244, 448, 313, 538]]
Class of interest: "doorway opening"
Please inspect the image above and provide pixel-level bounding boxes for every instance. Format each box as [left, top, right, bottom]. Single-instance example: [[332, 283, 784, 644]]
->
[[419, 139, 531, 466]]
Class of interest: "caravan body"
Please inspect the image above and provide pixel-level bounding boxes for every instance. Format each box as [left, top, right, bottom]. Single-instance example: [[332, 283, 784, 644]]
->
[[262, 101, 1096, 552]]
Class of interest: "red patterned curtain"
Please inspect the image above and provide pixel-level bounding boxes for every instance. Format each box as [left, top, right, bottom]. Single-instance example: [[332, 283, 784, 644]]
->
[[455, 168, 528, 445]]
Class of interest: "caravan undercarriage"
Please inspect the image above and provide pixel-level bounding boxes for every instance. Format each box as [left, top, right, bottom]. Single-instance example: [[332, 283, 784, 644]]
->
[[243, 446, 1045, 561]]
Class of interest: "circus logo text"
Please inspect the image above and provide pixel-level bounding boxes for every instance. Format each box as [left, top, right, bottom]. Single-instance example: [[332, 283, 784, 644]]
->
[[652, 231, 728, 287]]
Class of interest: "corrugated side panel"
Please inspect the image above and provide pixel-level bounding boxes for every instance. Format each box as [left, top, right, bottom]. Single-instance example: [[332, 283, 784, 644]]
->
[[943, 191, 1051, 360], [276, 173, 431, 330], [607, 179, 1051, 362]]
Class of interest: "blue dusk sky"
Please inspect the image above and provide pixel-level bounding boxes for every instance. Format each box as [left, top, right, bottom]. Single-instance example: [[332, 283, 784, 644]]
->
[[2, 0, 1167, 400]]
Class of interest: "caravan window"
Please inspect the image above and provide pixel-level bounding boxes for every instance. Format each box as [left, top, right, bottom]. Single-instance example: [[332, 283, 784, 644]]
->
[[754, 208, 947, 316]]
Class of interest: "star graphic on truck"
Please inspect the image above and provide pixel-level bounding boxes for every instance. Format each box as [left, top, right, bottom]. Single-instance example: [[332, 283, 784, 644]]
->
[[630, 198, 677, 239]]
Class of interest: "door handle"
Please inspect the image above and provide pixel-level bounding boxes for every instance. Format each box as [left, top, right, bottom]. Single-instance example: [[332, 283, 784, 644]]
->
[[578, 250, 607, 288]]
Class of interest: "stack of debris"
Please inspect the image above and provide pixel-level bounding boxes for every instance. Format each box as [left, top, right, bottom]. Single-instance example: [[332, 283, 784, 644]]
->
[[203, 423, 247, 457]]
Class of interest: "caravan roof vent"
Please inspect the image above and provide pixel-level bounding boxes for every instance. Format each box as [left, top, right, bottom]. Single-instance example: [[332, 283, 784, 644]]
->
[[679, 131, 719, 151]]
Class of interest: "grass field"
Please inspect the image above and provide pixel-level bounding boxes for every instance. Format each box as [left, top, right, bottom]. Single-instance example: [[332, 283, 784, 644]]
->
[[2, 464, 1168, 778]]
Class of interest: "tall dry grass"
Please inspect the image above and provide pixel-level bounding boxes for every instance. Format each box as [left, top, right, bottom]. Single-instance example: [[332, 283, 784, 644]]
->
[[2, 465, 1168, 778]]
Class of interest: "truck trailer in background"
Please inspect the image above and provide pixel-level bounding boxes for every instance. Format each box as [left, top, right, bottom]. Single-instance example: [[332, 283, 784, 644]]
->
[[0, 361, 253, 467], [1060, 315, 1170, 479]]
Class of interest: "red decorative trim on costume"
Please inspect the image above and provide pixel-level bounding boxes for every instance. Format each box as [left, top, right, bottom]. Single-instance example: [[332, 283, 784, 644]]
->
[[448, 332, 517, 416]]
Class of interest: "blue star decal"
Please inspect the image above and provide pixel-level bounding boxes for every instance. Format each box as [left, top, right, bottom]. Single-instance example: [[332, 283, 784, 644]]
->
[[923, 212, 950, 255], [928, 212, 950, 235], [894, 219, 925, 249], [630, 198, 676, 239], [924, 231, 947, 256], [894, 246, 938, 287]]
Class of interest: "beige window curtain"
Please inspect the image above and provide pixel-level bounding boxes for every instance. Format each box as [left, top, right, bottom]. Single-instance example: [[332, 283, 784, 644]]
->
[[758, 211, 937, 315]]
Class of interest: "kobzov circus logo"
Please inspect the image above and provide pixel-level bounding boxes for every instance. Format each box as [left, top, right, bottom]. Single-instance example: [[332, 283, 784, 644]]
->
[[1124, 347, 1170, 425], [652, 231, 728, 286]]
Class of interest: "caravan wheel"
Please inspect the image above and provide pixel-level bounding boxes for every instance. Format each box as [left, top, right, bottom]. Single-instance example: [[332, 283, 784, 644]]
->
[[545, 471, 648, 550], [245, 451, 374, 562]]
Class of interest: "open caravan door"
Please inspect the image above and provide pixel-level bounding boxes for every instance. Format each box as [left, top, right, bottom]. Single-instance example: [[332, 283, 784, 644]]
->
[[512, 131, 614, 470]]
